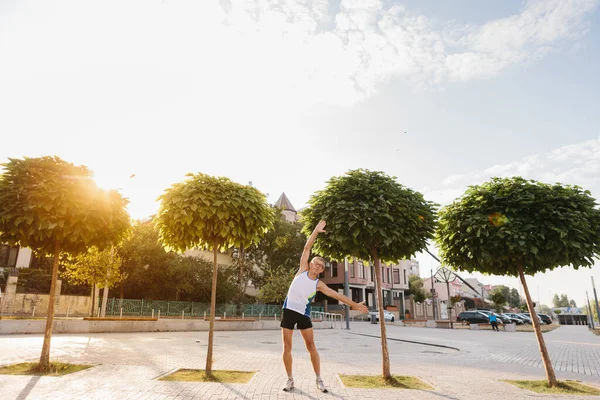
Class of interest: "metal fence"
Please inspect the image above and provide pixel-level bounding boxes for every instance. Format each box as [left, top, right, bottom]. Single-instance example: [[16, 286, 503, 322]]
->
[[106, 298, 324, 318]]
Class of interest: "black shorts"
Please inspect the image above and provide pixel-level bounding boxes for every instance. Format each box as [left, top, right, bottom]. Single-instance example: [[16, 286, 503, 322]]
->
[[280, 308, 313, 330]]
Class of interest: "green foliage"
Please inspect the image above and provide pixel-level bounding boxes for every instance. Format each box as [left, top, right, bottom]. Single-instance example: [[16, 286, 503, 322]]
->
[[61, 247, 124, 289], [509, 288, 521, 308], [0, 156, 130, 255], [490, 287, 507, 312], [259, 267, 295, 304], [155, 173, 274, 252], [437, 177, 600, 277], [118, 219, 181, 299], [301, 169, 437, 262], [15, 267, 52, 294], [246, 217, 305, 288], [450, 295, 462, 305], [407, 275, 427, 303], [183, 256, 237, 303], [552, 294, 572, 308]]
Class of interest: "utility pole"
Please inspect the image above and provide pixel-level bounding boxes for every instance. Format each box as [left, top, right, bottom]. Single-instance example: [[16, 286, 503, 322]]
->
[[592, 277, 600, 325], [586, 291, 595, 330], [344, 258, 350, 330]]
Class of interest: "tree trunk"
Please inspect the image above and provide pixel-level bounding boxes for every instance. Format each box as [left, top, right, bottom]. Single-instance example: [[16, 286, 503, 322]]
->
[[100, 284, 109, 318], [39, 241, 61, 370], [90, 283, 96, 317], [100, 246, 113, 318], [372, 248, 391, 379], [205, 241, 219, 375], [518, 263, 559, 387], [237, 248, 245, 316]]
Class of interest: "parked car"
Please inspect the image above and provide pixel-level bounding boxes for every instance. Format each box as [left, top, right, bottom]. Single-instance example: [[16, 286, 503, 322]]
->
[[516, 313, 533, 324], [457, 311, 490, 324], [537, 314, 553, 324], [504, 313, 530, 324], [521, 312, 545, 324], [499, 313, 524, 325], [476, 310, 512, 324], [368, 310, 395, 322]]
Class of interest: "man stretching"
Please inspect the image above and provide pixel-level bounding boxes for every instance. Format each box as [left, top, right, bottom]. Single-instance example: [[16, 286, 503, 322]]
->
[[280, 220, 368, 393]]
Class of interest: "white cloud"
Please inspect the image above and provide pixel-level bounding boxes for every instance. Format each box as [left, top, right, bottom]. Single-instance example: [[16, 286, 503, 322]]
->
[[1, 0, 596, 112], [426, 137, 600, 206]]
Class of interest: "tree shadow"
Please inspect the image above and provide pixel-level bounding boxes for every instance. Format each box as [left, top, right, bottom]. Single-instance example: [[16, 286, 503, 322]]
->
[[16, 375, 41, 400]]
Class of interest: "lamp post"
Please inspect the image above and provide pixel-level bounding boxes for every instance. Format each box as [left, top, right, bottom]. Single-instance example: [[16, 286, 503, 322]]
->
[[434, 267, 457, 328]]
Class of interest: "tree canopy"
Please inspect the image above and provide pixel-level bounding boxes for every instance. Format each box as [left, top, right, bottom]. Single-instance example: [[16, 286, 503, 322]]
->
[[155, 173, 274, 252], [437, 177, 600, 277], [0, 156, 130, 254], [301, 169, 437, 262]]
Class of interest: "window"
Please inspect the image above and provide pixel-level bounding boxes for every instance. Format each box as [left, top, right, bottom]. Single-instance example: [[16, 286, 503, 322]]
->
[[387, 268, 391, 283], [381, 267, 385, 283], [349, 262, 355, 278], [403, 270, 407, 285], [331, 261, 338, 278], [358, 261, 364, 279], [370, 266, 374, 282], [393, 270, 400, 284], [0, 245, 19, 268]]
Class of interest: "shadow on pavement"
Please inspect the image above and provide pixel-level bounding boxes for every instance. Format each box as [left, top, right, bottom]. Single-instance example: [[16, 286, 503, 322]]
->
[[16, 375, 41, 400]]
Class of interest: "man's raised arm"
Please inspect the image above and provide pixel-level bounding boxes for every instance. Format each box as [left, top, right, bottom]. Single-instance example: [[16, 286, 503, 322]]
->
[[298, 220, 326, 276]]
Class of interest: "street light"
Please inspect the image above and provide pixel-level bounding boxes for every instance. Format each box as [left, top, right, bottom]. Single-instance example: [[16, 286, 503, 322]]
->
[[434, 266, 457, 328]]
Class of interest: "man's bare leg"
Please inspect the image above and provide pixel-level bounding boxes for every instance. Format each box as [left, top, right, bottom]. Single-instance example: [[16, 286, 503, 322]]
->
[[282, 328, 294, 391], [300, 328, 327, 392]]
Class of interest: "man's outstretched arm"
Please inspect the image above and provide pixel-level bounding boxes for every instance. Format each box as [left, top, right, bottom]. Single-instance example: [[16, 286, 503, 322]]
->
[[297, 220, 326, 276], [316, 281, 369, 314]]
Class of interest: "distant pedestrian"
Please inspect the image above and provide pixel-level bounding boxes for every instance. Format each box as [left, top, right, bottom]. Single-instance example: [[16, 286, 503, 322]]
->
[[489, 314, 499, 331]]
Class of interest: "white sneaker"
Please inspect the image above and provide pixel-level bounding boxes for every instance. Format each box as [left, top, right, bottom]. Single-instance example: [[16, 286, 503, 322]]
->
[[316, 378, 328, 393], [283, 378, 294, 392]]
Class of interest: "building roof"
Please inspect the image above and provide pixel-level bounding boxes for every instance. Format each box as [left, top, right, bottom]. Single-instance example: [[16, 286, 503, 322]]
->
[[275, 192, 296, 212]]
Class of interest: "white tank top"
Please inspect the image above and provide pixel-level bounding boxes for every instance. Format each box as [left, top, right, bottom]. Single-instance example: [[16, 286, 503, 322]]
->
[[283, 271, 318, 317]]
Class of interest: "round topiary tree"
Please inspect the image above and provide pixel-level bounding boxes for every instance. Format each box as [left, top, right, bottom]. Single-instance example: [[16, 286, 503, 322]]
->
[[436, 177, 600, 387], [155, 173, 274, 374], [0, 156, 130, 370], [302, 169, 437, 379]]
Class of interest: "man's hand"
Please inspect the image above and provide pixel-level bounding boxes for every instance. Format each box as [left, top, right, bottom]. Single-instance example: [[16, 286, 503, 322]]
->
[[353, 301, 368, 314], [315, 220, 326, 233]]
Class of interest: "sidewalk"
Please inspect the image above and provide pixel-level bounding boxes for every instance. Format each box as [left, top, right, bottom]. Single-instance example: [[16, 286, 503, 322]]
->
[[1, 323, 599, 399]]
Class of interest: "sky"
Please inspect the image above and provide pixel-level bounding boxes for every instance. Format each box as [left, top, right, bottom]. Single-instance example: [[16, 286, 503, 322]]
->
[[1, 0, 600, 308]]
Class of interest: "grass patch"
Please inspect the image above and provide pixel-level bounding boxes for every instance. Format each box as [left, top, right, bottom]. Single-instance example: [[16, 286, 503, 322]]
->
[[0, 362, 93, 376], [503, 380, 600, 395], [339, 375, 433, 390], [159, 369, 256, 383], [516, 324, 560, 333]]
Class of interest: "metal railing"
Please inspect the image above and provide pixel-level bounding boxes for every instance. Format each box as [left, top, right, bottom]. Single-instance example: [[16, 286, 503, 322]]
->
[[106, 298, 323, 319], [310, 311, 344, 328]]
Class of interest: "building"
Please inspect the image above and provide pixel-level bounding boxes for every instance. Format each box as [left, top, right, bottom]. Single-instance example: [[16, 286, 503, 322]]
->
[[422, 276, 489, 303], [275, 192, 298, 222], [0, 244, 33, 269], [317, 258, 411, 313], [405, 259, 420, 277]]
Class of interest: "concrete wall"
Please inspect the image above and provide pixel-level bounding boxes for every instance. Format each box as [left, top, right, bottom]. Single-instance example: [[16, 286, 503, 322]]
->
[[0, 293, 91, 316], [0, 319, 338, 334], [0, 276, 91, 316]]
